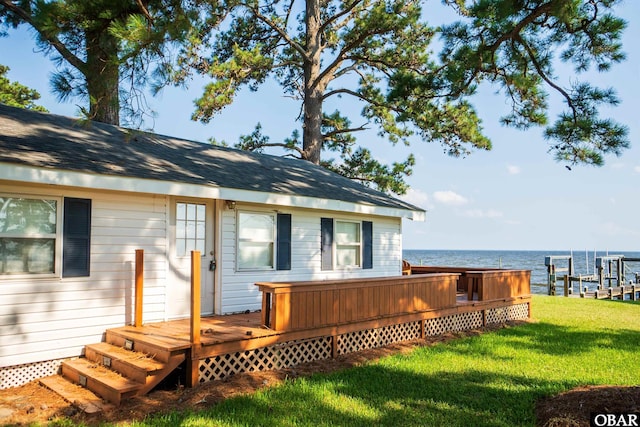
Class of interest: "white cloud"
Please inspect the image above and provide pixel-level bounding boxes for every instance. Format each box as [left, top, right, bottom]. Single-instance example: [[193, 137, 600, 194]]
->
[[460, 209, 504, 218], [400, 188, 430, 209], [634, 166, 640, 174], [507, 165, 521, 175], [433, 190, 468, 206]]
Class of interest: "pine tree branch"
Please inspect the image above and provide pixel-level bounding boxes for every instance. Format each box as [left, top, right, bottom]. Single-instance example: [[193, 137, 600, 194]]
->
[[246, 141, 305, 156], [516, 34, 577, 121], [0, 0, 88, 74], [319, 0, 362, 34], [323, 124, 368, 139], [240, 2, 309, 62]]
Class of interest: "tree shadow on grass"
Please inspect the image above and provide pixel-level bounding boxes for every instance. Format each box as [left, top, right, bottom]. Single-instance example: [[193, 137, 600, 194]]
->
[[140, 322, 640, 427], [491, 321, 640, 356], [143, 365, 564, 427]]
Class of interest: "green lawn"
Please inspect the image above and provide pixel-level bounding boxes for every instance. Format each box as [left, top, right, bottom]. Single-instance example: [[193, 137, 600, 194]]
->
[[61, 296, 640, 426]]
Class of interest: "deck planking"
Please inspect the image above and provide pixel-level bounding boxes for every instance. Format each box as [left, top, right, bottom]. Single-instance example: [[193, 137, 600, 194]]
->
[[107, 294, 531, 362]]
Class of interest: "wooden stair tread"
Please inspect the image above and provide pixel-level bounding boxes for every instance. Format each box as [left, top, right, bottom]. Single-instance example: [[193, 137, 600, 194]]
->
[[63, 358, 141, 394], [39, 376, 111, 414], [86, 342, 165, 372], [107, 326, 191, 352]]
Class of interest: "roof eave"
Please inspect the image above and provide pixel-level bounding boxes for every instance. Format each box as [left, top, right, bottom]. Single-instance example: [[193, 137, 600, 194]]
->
[[0, 163, 426, 221]]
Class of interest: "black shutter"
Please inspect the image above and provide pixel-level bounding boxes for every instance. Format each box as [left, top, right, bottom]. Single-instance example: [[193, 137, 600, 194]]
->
[[63, 198, 91, 277], [276, 213, 292, 270], [321, 217, 333, 270], [362, 221, 373, 269]]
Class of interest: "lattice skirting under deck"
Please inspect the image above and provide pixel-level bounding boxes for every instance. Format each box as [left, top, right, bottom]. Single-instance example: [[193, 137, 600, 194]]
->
[[198, 302, 530, 384], [485, 302, 530, 325], [199, 337, 333, 383], [2, 302, 530, 388], [335, 321, 422, 355], [425, 311, 484, 336], [0, 359, 66, 389]]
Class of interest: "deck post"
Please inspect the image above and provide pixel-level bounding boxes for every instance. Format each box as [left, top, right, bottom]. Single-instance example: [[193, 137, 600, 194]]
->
[[188, 251, 202, 388], [134, 249, 144, 327], [190, 251, 201, 344], [330, 335, 338, 358]]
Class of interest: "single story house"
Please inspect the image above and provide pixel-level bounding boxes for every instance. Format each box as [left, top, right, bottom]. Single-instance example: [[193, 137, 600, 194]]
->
[[0, 104, 424, 388]]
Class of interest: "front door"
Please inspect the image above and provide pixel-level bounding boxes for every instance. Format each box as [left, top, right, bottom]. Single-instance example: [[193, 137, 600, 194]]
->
[[167, 198, 215, 318]]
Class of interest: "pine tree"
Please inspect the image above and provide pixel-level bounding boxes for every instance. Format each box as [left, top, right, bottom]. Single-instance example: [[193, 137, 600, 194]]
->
[[183, 0, 628, 194], [0, 64, 48, 111]]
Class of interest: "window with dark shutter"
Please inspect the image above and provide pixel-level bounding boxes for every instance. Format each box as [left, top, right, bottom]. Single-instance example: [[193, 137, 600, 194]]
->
[[276, 213, 292, 270], [362, 221, 373, 269], [63, 198, 91, 277], [320, 217, 333, 270]]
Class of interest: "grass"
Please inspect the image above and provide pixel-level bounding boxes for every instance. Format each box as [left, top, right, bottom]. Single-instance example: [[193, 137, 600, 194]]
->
[[59, 296, 640, 426]]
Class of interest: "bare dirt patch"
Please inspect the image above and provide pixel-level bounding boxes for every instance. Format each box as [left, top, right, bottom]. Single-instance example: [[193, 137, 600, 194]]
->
[[1, 324, 635, 426], [536, 385, 640, 427]]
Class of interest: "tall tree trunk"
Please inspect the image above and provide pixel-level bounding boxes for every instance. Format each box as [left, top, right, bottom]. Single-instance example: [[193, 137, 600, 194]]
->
[[85, 28, 120, 125], [302, 0, 323, 164]]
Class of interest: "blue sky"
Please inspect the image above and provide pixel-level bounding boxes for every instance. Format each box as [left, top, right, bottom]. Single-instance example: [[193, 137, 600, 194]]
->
[[1, 2, 639, 251]]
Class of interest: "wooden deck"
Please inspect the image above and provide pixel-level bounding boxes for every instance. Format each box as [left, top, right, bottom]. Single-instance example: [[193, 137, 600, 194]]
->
[[107, 293, 531, 359], [54, 259, 531, 406], [107, 271, 531, 388]]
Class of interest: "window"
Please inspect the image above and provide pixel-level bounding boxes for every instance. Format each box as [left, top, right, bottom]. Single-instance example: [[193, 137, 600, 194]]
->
[[335, 220, 361, 267], [321, 218, 373, 270], [0, 196, 92, 277], [176, 202, 206, 257], [0, 197, 58, 275], [237, 211, 275, 270]]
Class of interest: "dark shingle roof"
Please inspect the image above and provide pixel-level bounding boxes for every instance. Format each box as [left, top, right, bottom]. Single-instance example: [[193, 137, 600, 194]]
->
[[0, 104, 423, 215]]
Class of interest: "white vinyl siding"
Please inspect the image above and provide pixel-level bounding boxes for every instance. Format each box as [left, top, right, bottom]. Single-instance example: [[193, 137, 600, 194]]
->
[[219, 204, 402, 314], [0, 185, 168, 368], [0, 184, 404, 369]]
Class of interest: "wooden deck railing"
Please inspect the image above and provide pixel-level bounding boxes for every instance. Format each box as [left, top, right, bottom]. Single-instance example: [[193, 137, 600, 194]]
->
[[408, 266, 531, 301], [256, 273, 459, 331], [407, 266, 496, 294], [466, 270, 531, 301]]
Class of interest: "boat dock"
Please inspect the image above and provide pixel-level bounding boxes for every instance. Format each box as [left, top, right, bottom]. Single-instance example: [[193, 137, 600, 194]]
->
[[544, 254, 640, 300]]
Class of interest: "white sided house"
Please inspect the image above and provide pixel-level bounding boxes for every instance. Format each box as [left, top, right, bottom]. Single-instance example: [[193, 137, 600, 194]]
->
[[0, 104, 424, 388]]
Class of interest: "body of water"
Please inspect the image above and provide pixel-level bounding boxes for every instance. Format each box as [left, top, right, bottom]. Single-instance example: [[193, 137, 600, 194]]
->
[[402, 249, 640, 295]]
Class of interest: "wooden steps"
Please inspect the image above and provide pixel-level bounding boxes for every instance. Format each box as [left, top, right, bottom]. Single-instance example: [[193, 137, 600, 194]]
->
[[51, 329, 188, 407], [85, 342, 166, 384], [40, 375, 112, 414], [62, 358, 142, 406]]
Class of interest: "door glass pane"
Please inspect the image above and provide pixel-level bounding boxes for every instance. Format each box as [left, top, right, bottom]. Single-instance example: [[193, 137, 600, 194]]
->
[[196, 204, 205, 220], [176, 202, 206, 257], [176, 203, 186, 221]]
